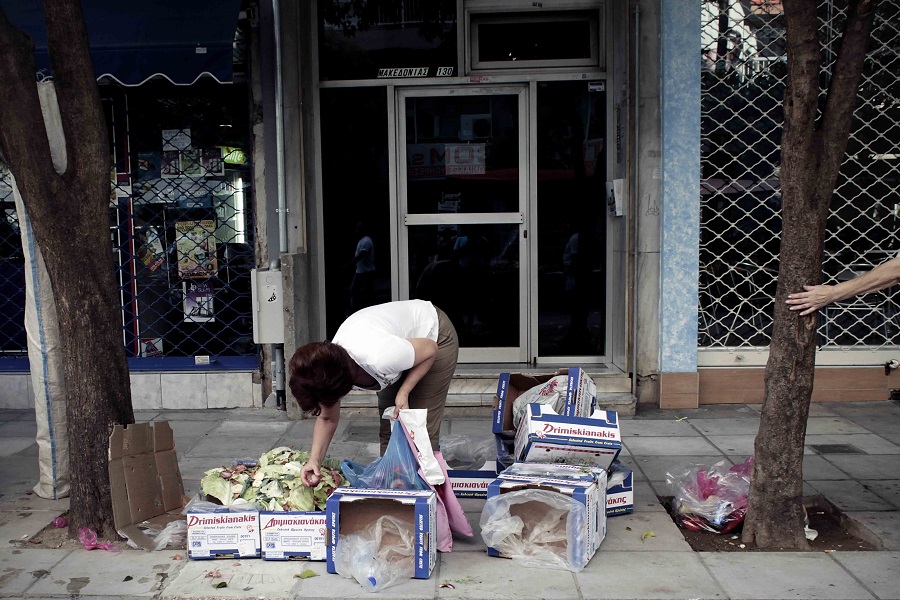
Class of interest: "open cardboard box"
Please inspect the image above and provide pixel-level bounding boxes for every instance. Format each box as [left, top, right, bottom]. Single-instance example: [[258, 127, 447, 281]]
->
[[485, 470, 606, 567], [325, 488, 437, 579], [108, 421, 188, 550], [513, 403, 622, 470], [492, 368, 597, 439]]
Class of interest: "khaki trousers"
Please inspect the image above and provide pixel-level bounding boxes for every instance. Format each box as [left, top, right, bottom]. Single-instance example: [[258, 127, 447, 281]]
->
[[378, 307, 459, 454]]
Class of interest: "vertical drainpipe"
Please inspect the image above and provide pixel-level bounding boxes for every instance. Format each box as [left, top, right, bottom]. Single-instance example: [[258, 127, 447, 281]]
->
[[272, 0, 287, 409], [631, 2, 641, 398]]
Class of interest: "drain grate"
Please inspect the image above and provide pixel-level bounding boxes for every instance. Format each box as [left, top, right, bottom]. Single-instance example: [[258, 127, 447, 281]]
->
[[809, 444, 864, 455]]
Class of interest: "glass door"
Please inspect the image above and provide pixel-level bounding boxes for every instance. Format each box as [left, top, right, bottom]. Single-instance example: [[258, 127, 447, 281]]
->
[[397, 86, 528, 362]]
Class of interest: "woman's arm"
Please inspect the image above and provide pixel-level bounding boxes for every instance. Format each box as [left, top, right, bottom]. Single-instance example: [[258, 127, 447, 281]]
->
[[300, 400, 341, 487], [392, 337, 438, 416], [787, 256, 900, 315]]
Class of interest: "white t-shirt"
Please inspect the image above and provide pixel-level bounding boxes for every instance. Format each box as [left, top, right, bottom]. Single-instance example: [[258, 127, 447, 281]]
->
[[332, 300, 439, 390]]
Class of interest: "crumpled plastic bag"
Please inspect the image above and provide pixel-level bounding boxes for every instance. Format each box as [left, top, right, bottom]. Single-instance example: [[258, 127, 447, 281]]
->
[[439, 435, 495, 470], [511, 375, 569, 428], [666, 455, 754, 534], [78, 528, 121, 552], [334, 515, 416, 592], [125, 519, 188, 551], [479, 489, 588, 572]]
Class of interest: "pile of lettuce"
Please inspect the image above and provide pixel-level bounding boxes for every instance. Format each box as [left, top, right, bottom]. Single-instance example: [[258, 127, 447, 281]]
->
[[200, 446, 345, 511]]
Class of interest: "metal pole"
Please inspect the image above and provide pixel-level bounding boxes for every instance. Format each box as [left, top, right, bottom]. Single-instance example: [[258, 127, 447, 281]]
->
[[631, 1, 641, 399], [272, 0, 287, 409]]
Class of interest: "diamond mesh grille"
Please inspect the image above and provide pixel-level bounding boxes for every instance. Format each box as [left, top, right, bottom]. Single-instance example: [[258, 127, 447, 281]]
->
[[700, 0, 900, 350], [0, 82, 255, 366]]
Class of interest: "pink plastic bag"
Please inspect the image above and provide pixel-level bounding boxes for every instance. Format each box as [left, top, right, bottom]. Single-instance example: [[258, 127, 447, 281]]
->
[[78, 528, 121, 552], [396, 420, 474, 552]]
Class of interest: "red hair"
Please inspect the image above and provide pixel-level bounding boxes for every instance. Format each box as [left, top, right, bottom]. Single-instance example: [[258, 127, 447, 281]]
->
[[288, 342, 354, 415]]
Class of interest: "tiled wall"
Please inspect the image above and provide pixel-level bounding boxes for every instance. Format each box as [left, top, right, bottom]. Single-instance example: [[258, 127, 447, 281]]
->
[[0, 372, 257, 410]]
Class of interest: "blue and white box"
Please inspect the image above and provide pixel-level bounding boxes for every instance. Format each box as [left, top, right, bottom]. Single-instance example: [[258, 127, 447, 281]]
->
[[186, 507, 260, 559], [485, 470, 606, 565], [260, 510, 327, 560], [325, 488, 437, 579], [514, 404, 621, 470], [447, 460, 502, 499], [492, 368, 597, 438], [606, 460, 634, 516]]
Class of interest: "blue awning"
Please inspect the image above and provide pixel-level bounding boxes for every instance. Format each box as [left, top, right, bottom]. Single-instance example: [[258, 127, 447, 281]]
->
[[0, 0, 243, 86]]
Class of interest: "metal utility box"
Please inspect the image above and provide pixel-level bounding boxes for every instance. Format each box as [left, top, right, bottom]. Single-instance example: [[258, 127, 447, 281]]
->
[[250, 268, 285, 344]]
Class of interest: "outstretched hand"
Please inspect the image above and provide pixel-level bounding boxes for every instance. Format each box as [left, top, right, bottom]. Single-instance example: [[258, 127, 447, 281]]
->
[[786, 284, 836, 315], [300, 460, 321, 487]]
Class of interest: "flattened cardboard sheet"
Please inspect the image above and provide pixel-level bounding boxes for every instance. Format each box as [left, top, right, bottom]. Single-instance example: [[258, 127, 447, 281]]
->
[[108, 421, 186, 550]]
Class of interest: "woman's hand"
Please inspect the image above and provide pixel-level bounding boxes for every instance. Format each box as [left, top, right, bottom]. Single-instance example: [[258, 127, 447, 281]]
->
[[393, 390, 410, 419], [301, 459, 322, 487], [786, 284, 837, 315]]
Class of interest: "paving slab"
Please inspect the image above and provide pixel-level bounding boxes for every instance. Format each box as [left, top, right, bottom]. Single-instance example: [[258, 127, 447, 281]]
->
[[577, 551, 726, 599], [623, 436, 722, 456], [629, 404, 758, 420], [0, 509, 64, 547], [28, 548, 182, 597], [845, 512, 900, 550], [688, 417, 761, 436], [182, 436, 284, 459], [807, 480, 895, 512], [824, 455, 900, 480], [133, 411, 161, 422], [631, 480, 667, 513], [436, 551, 578, 599], [211, 421, 292, 438], [706, 434, 760, 457], [806, 417, 873, 435], [827, 402, 900, 419], [600, 512, 692, 552], [0, 493, 68, 513], [802, 455, 853, 480], [806, 433, 900, 455], [831, 550, 900, 600], [0, 548, 70, 597], [613, 455, 644, 480], [0, 420, 37, 438], [159, 558, 303, 600], [630, 455, 733, 484], [155, 410, 230, 422], [862, 480, 900, 510], [699, 552, 876, 599], [619, 420, 700, 437], [0, 438, 37, 457], [444, 418, 494, 438]]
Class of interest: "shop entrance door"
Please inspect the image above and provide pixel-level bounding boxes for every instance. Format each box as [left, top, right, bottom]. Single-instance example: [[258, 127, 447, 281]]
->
[[398, 86, 528, 362]]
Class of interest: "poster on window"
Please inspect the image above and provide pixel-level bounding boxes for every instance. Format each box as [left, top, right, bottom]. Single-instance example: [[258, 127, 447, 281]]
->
[[180, 148, 203, 177], [183, 280, 215, 323], [161, 150, 180, 178], [201, 148, 225, 176], [162, 128, 191, 151], [140, 337, 164, 357], [175, 219, 218, 279], [136, 226, 166, 272]]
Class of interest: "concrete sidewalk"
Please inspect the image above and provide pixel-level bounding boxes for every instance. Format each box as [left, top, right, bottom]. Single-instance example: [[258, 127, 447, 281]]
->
[[1, 400, 899, 599]]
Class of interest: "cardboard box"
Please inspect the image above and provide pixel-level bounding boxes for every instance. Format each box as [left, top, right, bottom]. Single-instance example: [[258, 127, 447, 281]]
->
[[606, 460, 634, 517], [447, 460, 501, 499], [108, 421, 187, 550], [326, 488, 437, 579], [499, 461, 603, 483], [514, 404, 621, 470], [485, 470, 606, 567], [261, 511, 328, 560], [492, 368, 597, 438], [186, 506, 261, 559]]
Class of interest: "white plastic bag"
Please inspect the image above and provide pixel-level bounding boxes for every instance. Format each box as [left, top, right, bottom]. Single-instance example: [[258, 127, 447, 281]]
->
[[480, 489, 588, 572], [383, 407, 445, 485], [511, 375, 569, 428], [439, 435, 495, 470], [334, 515, 416, 592]]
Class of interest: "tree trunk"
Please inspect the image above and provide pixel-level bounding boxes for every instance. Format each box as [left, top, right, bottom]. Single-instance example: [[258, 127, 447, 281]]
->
[[743, 0, 876, 548], [0, 0, 134, 538]]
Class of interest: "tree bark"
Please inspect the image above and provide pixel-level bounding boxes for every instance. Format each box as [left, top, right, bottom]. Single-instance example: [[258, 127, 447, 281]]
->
[[743, 0, 876, 548], [0, 0, 134, 538]]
